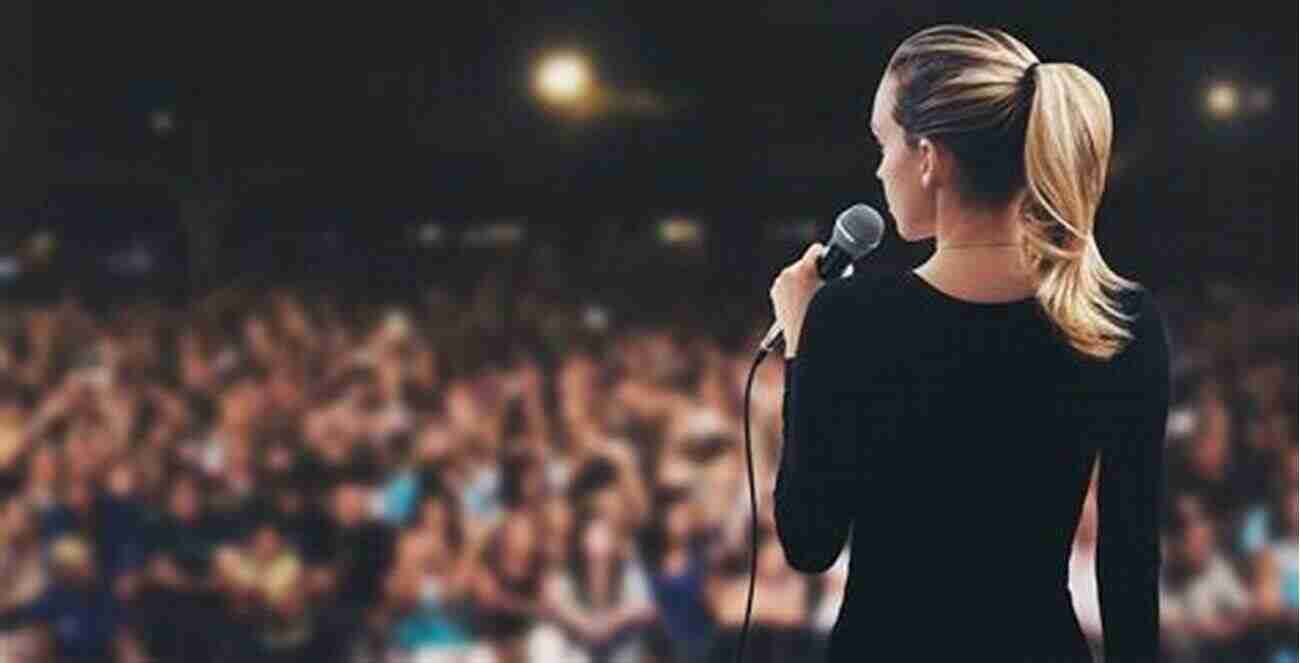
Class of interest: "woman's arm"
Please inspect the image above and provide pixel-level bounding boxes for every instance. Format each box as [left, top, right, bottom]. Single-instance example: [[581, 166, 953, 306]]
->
[[539, 572, 602, 643], [475, 570, 543, 617], [602, 442, 651, 529], [773, 280, 878, 573], [1095, 289, 1171, 663], [602, 557, 659, 635], [444, 516, 496, 602]]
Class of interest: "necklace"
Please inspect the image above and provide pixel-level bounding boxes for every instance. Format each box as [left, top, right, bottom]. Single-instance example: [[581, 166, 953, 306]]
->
[[937, 242, 1018, 251]]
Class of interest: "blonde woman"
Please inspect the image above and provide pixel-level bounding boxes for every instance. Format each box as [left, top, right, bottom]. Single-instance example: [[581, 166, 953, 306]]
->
[[769, 24, 1171, 661]]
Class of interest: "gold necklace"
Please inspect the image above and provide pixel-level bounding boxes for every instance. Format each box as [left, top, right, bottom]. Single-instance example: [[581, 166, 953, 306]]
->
[[937, 242, 1018, 250]]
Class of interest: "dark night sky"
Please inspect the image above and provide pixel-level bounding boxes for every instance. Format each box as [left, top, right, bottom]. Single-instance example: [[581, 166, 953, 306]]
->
[[16, 1, 1298, 289]]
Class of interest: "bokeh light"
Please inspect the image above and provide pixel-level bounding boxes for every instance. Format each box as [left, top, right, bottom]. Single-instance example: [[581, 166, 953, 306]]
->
[[1205, 82, 1240, 119], [535, 52, 592, 105]]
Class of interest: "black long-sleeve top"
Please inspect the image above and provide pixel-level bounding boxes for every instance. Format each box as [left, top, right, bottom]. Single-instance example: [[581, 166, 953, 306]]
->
[[774, 269, 1170, 662]]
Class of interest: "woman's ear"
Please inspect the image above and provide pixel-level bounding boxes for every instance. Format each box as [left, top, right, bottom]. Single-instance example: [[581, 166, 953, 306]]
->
[[915, 137, 935, 188], [918, 137, 939, 189]]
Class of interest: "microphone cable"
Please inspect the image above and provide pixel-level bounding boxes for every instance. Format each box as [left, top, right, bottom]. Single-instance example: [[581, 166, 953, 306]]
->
[[734, 346, 771, 663]]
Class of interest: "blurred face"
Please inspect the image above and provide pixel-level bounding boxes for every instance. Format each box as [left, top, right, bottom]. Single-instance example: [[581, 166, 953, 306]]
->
[[30, 446, 58, 486], [333, 484, 369, 527], [244, 317, 275, 356], [264, 443, 294, 474], [445, 384, 478, 431], [870, 74, 937, 242], [419, 496, 450, 532], [251, 526, 282, 561], [582, 517, 618, 561], [169, 479, 201, 522], [221, 381, 261, 429], [268, 370, 304, 411], [106, 463, 136, 497], [65, 420, 109, 470], [589, 487, 623, 525], [1191, 431, 1229, 477], [408, 348, 437, 389], [417, 424, 456, 463], [544, 497, 573, 539], [376, 357, 403, 399], [665, 500, 693, 543], [1182, 520, 1215, 565], [65, 480, 93, 515], [502, 512, 536, 561], [0, 500, 33, 541]]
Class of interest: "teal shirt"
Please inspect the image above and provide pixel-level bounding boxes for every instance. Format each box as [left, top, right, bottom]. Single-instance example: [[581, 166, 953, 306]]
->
[[392, 598, 473, 650]]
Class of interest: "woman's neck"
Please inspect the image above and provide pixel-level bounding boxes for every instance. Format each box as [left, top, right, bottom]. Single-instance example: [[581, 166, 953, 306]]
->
[[917, 248, 1037, 301]]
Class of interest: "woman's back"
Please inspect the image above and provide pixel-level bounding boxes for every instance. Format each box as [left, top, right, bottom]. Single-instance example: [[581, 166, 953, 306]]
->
[[775, 269, 1170, 661]]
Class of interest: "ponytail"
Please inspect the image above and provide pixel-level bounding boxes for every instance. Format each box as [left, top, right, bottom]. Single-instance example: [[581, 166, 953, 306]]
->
[[1021, 62, 1140, 360]]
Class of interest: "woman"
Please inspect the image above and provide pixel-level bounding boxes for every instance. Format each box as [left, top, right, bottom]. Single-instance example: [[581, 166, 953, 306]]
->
[[642, 492, 718, 663], [384, 487, 487, 663], [769, 25, 1171, 661], [0, 536, 123, 663], [538, 512, 658, 663], [0, 497, 53, 663], [704, 527, 814, 663], [473, 509, 547, 663]]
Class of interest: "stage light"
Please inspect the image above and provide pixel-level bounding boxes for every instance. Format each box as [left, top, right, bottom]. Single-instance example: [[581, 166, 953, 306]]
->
[[415, 223, 444, 247], [149, 109, 175, 136], [1204, 82, 1240, 119], [463, 220, 526, 247], [535, 52, 592, 105], [582, 304, 609, 332], [24, 230, 56, 263], [657, 216, 702, 246]]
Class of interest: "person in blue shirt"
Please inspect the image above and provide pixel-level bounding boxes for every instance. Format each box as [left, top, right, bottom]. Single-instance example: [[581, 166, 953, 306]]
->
[[0, 535, 123, 663]]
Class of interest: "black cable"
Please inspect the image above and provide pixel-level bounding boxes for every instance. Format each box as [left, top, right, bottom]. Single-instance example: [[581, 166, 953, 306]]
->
[[734, 347, 770, 663]]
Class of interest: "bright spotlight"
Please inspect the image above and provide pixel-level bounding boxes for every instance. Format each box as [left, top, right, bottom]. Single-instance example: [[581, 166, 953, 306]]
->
[[535, 52, 592, 105], [1205, 82, 1239, 119]]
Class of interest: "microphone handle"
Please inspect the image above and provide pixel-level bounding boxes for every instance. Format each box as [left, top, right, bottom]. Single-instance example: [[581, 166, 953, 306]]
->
[[760, 320, 786, 354]]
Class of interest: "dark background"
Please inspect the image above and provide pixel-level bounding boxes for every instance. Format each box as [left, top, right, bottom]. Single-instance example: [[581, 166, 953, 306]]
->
[[10, 2, 1296, 311]]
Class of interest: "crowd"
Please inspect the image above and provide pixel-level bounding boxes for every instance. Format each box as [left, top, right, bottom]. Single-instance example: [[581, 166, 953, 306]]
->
[[0, 271, 1293, 663]]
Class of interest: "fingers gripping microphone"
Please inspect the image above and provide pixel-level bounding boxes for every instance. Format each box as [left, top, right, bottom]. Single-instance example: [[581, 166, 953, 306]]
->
[[758, 204, 885, 354]]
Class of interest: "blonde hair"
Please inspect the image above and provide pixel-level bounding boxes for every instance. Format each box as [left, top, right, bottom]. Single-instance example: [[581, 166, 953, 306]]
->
[[886, 24, 1141, 360]]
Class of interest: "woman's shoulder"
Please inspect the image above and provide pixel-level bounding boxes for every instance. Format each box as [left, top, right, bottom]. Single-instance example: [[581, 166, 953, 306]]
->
[[814, 268, 908, 316], [1111, 283, 1168, 359]]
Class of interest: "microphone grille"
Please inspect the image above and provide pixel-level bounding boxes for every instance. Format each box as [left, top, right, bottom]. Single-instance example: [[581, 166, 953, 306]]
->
[[833, 204, 885, 258]]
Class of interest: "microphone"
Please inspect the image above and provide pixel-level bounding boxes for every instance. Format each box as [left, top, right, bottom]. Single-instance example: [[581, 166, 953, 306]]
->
[[759, 203, 885, 354]]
